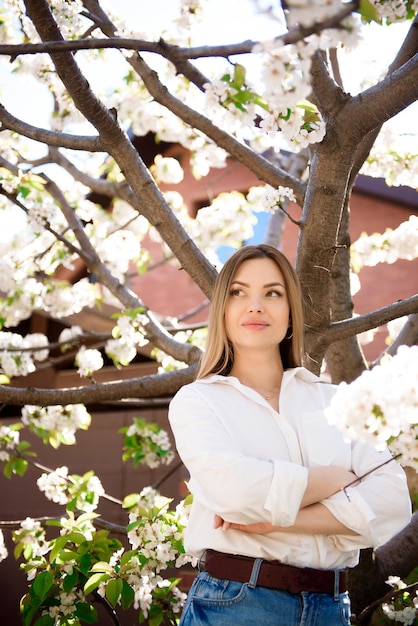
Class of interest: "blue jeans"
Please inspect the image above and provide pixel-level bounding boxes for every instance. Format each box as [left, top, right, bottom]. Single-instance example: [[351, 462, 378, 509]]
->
[[179, 571, 351, 626]]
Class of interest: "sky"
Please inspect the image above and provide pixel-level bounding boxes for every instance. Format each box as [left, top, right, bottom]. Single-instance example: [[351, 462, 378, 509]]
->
[[1, 0, 415, 123], [0, 0, 416, 240]]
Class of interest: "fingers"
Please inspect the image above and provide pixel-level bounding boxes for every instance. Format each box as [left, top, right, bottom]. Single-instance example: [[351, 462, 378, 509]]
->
[[213, 514, 223, 529], [213, 514, 231, 530]]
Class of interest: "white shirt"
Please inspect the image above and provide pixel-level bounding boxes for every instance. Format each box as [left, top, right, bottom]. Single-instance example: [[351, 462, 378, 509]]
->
[[168, 367, 411, 570]]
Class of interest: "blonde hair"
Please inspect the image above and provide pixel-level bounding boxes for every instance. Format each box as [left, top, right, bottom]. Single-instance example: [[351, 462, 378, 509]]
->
[[197, 244, 304, 379]]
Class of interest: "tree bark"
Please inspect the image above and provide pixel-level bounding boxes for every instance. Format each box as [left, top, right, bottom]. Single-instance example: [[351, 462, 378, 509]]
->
[[349, 512, 418, 622]]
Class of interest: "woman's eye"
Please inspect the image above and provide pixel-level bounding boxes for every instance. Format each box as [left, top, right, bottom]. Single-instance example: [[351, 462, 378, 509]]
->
[[266, 290, 281, 297], [230, 288, 243, 296]]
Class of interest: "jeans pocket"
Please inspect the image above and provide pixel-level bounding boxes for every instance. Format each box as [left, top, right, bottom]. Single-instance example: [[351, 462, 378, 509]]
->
[[190, 571, 248, 606]]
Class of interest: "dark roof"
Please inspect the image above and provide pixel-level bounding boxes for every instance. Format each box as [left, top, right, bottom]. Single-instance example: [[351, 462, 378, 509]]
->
[[355, 174, 418, 208]]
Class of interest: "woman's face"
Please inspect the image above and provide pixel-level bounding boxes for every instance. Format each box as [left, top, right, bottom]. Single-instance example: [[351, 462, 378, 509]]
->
[[224, 257, 290, 356]]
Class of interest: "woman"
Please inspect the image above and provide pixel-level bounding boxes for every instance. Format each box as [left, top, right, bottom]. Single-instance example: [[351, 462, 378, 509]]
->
[[168, 244, 411, 626]]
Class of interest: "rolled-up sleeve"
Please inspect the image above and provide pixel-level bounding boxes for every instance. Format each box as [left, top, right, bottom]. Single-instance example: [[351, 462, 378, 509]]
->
[[169, 386, 309, 526], [322, 443, 411, 551]]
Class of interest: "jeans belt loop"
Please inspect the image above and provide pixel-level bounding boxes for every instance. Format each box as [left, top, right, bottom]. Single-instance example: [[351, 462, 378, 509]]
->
[[248, 558, 264, 589], [333, 569, 340, 600], [198, 549, 207, 573]]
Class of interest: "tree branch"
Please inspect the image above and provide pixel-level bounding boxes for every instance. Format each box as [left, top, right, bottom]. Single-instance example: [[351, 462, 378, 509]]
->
[[81, 0, 307, 204], [0, 103, 104, 151], [0, 1, 359, 63], [379, 312, 418, 360], [325, 295, 418, 343], [23, 0, 218, 301], [0, 364, 197, 405], [42, 174, 202, 365], [339, 52, 418, 142], [48, 147, 124, 198], [127, 53, 307, 203]]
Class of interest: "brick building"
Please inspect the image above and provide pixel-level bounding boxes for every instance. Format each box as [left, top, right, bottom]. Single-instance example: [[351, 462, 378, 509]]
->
[[0, 143, 417, 624]]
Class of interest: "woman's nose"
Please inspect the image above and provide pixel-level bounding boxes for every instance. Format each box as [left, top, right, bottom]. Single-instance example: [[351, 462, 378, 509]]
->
[[248, 297, 263, 312]]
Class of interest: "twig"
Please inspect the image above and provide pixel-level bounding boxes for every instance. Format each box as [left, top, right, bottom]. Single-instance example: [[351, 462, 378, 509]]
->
[[342, 454, 402, 502], [352, 581, 418, 625]]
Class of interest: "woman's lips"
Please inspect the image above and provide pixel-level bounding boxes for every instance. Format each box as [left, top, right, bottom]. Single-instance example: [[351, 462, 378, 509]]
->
[[242, 321, 269, 330]]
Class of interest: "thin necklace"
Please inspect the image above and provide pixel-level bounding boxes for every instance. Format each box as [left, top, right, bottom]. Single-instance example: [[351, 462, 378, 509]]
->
[[231, 373, 282, 401], [248, 384, 280, 401]]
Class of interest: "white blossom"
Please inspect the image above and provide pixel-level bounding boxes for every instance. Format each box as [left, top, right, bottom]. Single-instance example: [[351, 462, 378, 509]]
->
[[382, 603, 417, 625], [386, 316, 408, 344], [151, 155, 184, 184], [14, 517, 50, 563], [75, 347, 104, 377], [361, 125, 418, 188], [95, 230, 141, 280], [58, 326, 84, 352], [0, 331, 44, 377], [326, 345, 418, 469], [351, 215, 418, 271], [23, 333, 49, 362], [43, 278, 98, 318], [370, 0, 411, 22], [37, 467, 69, 505], [21, 404, 91, 446], [0, 530, 8, 562], [105, 338, 137, 367], [247, 184, 296, 213]]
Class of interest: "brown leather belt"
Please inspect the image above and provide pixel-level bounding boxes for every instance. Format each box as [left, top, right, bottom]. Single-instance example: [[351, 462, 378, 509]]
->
[[201, 550, 347, 595]]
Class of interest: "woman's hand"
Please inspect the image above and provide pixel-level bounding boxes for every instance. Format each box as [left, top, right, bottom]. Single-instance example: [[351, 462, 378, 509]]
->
[[214, 514, 275, 534], [301, 466, 359, 508], [214, 503, 359, 536]]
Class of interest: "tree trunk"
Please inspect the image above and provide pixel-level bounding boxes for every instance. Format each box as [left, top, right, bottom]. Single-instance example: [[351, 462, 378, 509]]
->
[[326, 196, 367, 383], [349, 512, 418, 623]]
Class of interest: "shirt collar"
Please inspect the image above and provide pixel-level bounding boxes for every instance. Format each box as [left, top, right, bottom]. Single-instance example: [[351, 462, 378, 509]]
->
[[198, 367, 320, 388]]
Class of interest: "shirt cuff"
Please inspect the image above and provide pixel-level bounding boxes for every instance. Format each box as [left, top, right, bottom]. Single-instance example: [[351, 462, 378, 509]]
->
[[264, 459, 308, 526], [322, 487, 377, 549]]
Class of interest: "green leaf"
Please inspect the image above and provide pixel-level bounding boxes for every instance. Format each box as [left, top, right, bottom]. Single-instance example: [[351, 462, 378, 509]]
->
[[121, 580, 135, 610], [20, 594, 38, 626], [89, 561, 115, 575], [296, 100, 317, 113], [33, 614, 55, 626], [358, 0, 381, 23], [32, 570, 53, 600], [3, 459, 13, 479], [250, 93, 269, 111], [122, 493, 140, 509], [27, 181, 45, 191], [14, 457, 28, 476], [18, 185, 31, 199], [233, 63, 246, 89], [79, 552, 92, 575], [75, 601, 98, 623], [75, 512, 99, 525], [119, 550, 138, 567], [84, 572, 110, 596], [279, 108, 292, 121], [67, 531, 88, 545], [57, 549, 78, 562], [63, 570, 78, 593], [49, 535, 69, 563], [105, 577, 123, 606], [183, 493, 193, 507], [148, 604, 164, 626], [17, 440, 32, 452]]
